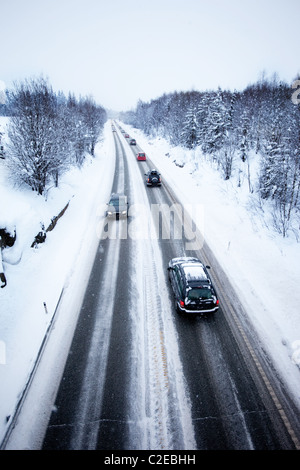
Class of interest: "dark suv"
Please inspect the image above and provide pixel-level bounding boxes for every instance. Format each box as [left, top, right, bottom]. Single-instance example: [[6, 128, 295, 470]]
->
[[145, 169, 162, 186], [168, 257, 219, 314], [106, 193, 128, 218]]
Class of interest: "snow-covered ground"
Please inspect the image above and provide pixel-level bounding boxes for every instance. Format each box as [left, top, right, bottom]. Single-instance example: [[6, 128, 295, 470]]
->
[[0, 116, 299, 448]]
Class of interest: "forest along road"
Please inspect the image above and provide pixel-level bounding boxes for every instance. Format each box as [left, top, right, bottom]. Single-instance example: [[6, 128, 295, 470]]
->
[[42, 124, 300, 450]]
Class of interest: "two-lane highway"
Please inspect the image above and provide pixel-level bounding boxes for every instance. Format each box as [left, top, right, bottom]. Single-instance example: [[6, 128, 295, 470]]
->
[[42, 123, 300, 450]]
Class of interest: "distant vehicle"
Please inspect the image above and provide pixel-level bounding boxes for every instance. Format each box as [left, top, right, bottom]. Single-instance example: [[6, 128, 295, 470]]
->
[[145, 169, 161, 186], [106, 193, 128, 219], [124, 133, 129, 138], [121, 129, 125, 133], [137, 152, 146, 161], [168, 257, 219, 314], [129, 138, 136, 145]]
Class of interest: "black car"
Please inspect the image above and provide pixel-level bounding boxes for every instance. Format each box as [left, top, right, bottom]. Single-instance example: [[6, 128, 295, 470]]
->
[[106, 193, 128, 218], [145, 169, 162, 186], [129, 138, 136, 145], [168, 257, 219, 314]]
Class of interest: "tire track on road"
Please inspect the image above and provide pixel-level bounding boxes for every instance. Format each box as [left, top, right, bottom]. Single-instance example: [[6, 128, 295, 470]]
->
[[123, 136, 196, 449]]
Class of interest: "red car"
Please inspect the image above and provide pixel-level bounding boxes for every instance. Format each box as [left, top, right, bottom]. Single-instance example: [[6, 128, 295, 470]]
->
[[137, 152, 146, 161], [124, 133, 129, 138]]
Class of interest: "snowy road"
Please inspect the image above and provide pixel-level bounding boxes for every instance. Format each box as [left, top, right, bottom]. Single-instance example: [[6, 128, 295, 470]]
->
[[41, 125, 300, 450]]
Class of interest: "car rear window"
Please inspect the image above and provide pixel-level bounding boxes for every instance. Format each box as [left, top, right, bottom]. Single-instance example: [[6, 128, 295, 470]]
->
[[109, 196, 127, 206], [187, 287, 212, 300]]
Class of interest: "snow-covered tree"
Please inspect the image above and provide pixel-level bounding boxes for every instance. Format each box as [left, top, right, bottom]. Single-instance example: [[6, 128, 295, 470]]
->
[[6, 78, 107, 193], [7, 77, 63, 195], [259, 82, 288, 200], [238, 110, 250, 162], [201, 89, 229, 157]]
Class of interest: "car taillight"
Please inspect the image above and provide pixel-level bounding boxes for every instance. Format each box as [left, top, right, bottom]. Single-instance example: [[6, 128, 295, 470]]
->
[[216, 299, 219, 305], [180, 300, 185, 307]]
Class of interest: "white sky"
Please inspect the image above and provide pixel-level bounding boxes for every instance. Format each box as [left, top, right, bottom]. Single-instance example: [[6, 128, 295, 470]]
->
[[1, 0, 299, 111]]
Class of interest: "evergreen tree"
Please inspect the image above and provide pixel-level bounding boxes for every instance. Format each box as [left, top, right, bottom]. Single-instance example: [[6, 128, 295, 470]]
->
[[201, 89, 228, 156], [195, 92, 209, 147], [180, 104, 198, 149], [238, 110, 250, 162], [259, 81, 288, 200]]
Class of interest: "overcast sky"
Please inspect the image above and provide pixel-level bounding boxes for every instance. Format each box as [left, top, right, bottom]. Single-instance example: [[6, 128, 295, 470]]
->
[[1, 0, 299, 111]]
